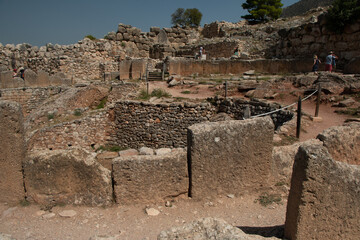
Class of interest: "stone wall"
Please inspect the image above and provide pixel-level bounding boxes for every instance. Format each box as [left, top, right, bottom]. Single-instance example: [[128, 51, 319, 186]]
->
[[213, 98, 294, 129], [27, 110, 112, 152], [110, 101, 217, 149], [0, 101, 26, 204], [275, 17, 360, 70], [0, 86, 69, 116], [284, 144, 360, 240], [168, 58, 313, 76], [187, 117, 275, 199]]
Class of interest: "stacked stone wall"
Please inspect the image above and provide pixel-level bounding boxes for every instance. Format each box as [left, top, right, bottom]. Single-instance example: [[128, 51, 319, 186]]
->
[[0, 86, 69, 116], [110, 101, 217, 149], [275, 18, 360, 69], [27, 110, 112, 152]]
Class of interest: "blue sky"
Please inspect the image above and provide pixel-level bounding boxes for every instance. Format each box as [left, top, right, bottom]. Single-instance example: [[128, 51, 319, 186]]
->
[[0, 0, 298, 47]]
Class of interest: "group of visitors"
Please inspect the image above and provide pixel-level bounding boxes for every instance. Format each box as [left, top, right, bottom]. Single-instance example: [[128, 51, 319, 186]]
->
[[12, 67, 25, 79], [312, 51, 338, 74]]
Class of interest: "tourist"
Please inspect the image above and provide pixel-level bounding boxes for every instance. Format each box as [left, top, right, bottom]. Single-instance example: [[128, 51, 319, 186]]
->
[[325, 51, 338, 72], [12, 69, 17, 77], [199, 47, 203, 57], [312, 55, 321, 74]]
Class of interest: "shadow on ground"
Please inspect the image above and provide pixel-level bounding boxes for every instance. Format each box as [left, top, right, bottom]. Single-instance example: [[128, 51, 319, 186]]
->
[[238, 225, 284, 238]]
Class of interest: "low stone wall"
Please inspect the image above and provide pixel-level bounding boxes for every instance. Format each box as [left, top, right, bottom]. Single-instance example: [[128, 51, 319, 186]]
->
[[284, 144, 360, 240], [213, 98, 294, 129], [0, 86, 70, 116], [168, 58, 313, 76], [110, 101, 217, 149], [0, 101, 26, 204], [27, 110, 112, 152], [113, 149, 188, 204], [188, 117, 274, 199]]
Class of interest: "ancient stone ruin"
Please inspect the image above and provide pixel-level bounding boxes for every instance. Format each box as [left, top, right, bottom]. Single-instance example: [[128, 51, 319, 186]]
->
[[1, 6, 360, 240]]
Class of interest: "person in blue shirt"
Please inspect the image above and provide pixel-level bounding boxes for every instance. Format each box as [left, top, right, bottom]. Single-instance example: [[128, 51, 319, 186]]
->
[[325, 51, 338, 72]]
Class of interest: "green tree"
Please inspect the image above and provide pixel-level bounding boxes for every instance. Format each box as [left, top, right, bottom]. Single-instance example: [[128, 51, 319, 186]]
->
[[171, 8, 202, 27], [171, 8, 186, 26], [325, 0, 360, 33], [242, 0, 283, 23]]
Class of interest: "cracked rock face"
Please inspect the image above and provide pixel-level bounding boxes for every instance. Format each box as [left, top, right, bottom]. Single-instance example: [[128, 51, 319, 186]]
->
[[23, 148, 112, 206]]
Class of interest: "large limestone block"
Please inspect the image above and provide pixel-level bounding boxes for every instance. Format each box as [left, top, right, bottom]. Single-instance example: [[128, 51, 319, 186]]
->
[[24, 69, 38, 87], [37, 70, 50, 87], [0, 101, 26, 204], [24, 148, 112, 206], [317, 122, 360, 165], [272, 139, 322, 184], [113, 149, 188, 204], [0, 71, 15, 88], [188, 117, 274, 200], [284, 145, 360, 240]]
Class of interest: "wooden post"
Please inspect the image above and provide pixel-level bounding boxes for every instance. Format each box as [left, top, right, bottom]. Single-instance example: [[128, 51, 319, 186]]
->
[[315, 83, 321, 117], [296, 96, 302, 139]]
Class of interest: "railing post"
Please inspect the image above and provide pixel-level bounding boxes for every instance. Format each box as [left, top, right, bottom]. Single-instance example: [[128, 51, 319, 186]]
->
[[315, 83, 321, 117], [296, 96, 302, 139]]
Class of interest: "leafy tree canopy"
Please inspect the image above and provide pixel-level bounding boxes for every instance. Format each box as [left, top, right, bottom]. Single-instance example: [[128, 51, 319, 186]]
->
[[325, 0, 360, 33], [171, 8, 202, 27], [242, 0, 283, 23]]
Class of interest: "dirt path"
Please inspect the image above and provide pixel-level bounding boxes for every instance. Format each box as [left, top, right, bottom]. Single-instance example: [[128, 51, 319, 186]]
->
[[0, 195, 286, 240]]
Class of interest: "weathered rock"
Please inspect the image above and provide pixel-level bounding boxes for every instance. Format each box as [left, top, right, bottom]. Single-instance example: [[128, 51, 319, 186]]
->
[[344, 56, 360, 74], [119, 149, 138, 157], [112, 150, 188, 204], [59, 210, 77, 218], [0, 101, 26, 204], [23, 148, 113, 206], [0, 233, 16, 240], [155, 148, 172, 155], [272, 139, 322, 184], [284, 144, 360, 240], [96, 151, 119, 170], [188, 117, 274, 199], [145, 208, 160, 216], [333, 98, 356, 107], [139, 147, 154, 155], [316, 122, 360, 165], [24, 69, 38, 87], [158, 217, 279, 240]]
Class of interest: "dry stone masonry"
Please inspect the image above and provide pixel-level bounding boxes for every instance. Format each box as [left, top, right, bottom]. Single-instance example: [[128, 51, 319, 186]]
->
[[0, 101, 26, 204]]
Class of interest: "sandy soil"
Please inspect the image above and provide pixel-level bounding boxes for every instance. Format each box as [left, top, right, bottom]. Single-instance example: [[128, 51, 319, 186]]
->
[[0, 80, 351, 240]]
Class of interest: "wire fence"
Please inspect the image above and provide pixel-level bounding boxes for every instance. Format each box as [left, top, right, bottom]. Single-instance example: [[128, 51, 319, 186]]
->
[[250, 88, 319, 119]]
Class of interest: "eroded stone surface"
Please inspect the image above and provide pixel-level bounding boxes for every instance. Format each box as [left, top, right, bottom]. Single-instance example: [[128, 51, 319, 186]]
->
[[113, 150, 188, 204], [188, 117, 274, 200], [24, 148, 112, 206], [317, 122, 360, 165], [284, 144, 360, 240]]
